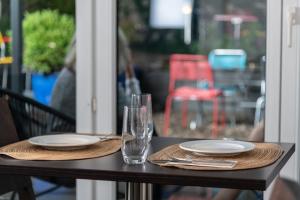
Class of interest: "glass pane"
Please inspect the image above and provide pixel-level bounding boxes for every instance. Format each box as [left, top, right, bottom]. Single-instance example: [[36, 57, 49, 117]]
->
[[1, 1, 76, 198], [117, 0, 266, 199], [117, 0, 265, 140]]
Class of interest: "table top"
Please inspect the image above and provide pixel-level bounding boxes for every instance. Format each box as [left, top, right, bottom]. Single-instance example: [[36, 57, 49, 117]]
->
[[0, 137, 294, 190]]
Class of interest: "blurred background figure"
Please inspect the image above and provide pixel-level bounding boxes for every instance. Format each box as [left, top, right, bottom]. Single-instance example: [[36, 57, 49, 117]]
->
[[117, 27, 141, 122], [50, 35, 76, 119], [51, 28, 142, 127]]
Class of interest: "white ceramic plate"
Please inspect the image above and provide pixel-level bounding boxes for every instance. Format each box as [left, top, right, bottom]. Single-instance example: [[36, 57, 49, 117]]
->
[[179, 140, 255, 156], [29, 134, 100, 150]]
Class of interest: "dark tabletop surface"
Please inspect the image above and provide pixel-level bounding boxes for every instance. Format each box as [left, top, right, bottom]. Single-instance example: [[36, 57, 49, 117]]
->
[[0, 137, 295, 190]]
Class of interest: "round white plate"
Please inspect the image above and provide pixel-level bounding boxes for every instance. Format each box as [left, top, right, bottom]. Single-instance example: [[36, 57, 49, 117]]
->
[[179, 140, 255, 156], [29, 134, 100, 150]]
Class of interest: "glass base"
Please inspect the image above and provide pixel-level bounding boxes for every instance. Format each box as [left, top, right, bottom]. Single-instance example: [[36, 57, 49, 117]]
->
[[123, 156, 146, 165]]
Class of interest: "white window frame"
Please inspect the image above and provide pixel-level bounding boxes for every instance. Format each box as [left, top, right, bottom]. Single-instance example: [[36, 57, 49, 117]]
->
[[280, 0, 300, 182], [76, 0, 300, 199], [76, 0, 116, 200], [266, 0, 300, 182]]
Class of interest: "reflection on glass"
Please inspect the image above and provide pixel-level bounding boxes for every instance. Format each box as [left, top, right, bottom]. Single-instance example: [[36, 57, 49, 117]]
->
[[118, 0, 266, 197], [118, 0, 266, 141], [131, 93, 153, 141]]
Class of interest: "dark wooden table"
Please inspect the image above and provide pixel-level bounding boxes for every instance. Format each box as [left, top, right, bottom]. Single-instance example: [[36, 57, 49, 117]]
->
[[0, 137, 295, 197]]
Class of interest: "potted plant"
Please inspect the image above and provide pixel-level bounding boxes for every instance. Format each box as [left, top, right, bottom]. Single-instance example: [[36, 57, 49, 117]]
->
[[23, 9, 75, 105]]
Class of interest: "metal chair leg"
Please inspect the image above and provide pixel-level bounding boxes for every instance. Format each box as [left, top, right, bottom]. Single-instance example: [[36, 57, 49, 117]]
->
[[212, 98, 219, 138], [255, 96, 265, 125]]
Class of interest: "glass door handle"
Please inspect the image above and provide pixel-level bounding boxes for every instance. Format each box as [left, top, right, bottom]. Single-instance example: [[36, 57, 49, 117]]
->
[[287, 6, 300, 47]]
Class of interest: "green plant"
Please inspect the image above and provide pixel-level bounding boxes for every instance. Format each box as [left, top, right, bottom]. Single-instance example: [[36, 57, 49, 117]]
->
[[23, 10, 75, 73]]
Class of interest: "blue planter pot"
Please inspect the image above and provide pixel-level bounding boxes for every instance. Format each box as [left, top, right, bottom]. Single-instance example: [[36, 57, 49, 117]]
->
[[31, 73, 58, 105]]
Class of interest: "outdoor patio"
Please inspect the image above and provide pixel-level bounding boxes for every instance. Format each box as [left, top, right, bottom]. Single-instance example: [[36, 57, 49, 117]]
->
[[153, 112, 253, 140]]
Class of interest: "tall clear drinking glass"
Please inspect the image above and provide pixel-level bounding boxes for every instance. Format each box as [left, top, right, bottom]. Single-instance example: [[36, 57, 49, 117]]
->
[[121, 106, 149, 164], [131, 94, 153, 142]]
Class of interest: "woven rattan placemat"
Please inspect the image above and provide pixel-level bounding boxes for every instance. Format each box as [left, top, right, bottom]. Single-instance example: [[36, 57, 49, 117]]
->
[[0, 138, 121, 161], [148, 143, 283, 170]]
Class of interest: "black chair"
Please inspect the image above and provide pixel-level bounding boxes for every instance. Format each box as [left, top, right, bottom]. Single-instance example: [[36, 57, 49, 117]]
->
[[0, 89, 76, 196], [0, 89, 75, 139], [0, 98, 35, 200]]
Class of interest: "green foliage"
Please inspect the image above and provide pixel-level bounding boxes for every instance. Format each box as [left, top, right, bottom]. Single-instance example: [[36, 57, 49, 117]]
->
[[0, 1, 13, 34], [6, 30, 12, 56], [23, 10, 75, 73], [240, 22, 266, 60]]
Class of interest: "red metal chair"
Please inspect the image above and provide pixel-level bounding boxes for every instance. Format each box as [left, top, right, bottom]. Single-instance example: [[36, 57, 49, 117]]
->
[[163, 54, 224, 137]]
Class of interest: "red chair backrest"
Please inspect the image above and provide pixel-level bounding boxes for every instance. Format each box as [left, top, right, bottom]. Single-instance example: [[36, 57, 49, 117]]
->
[[171, 54, 207, 61], [169, 54, 214, 93]]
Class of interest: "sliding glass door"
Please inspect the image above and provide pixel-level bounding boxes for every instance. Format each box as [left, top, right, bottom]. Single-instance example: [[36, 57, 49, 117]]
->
[[117, 0, 267, 143], [75, 0, 300, 199]]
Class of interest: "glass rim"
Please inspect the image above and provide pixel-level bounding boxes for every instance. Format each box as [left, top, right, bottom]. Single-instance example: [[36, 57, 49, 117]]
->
[[131, 93, 151, 97], [123, 105, 148, 110]]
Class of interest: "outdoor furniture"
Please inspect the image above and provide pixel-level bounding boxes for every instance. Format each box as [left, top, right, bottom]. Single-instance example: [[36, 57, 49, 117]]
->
[[254, 57, 266, 125], [213, 14, 258, 46], [0, 136, 295, 200], [0, 98, 35, 200], [208, 49, 247, 90], [164, 54, 224, 137], [0, 89, 76, 139], [0, 89, 76, 196], [255, 96, 265, 125], [208, 49, 247, 125]]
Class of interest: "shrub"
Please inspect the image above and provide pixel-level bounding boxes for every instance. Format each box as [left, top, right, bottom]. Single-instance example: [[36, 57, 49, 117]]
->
[[23, 10, 75, 73]]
